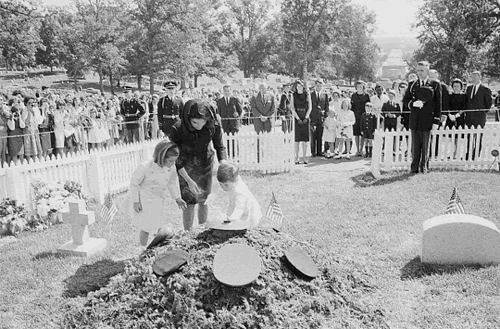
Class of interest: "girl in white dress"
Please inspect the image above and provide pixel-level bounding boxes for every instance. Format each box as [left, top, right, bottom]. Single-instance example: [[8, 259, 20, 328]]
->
[[322, 110, 338, 158], [334, 99, 355, 160], [127, 141, 187, 247]]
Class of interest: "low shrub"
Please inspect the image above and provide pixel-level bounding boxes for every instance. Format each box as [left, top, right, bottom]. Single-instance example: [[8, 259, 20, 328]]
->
[[62, 227, 388, 328]]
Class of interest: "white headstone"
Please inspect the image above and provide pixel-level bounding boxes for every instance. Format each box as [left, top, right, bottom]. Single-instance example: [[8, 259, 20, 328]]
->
[[57, 200, 107, 257], [421, 214, 500, 265]]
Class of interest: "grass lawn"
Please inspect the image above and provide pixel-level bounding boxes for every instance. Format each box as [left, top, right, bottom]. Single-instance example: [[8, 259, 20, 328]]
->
[[1, 159, 500, 328]]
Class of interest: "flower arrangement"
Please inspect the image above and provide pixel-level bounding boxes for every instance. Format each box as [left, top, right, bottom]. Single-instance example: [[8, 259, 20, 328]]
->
[[0, 198, 27, 236], [31, 178, 88, 228]]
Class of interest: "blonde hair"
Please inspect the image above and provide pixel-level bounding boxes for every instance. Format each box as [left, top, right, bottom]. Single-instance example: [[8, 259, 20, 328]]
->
[[341, 99, 351, 110], [153, 140, 180, 166]]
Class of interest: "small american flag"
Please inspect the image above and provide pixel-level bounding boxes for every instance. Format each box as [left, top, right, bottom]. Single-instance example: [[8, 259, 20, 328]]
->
[[101, 193, 118, 224], [266, 192, 284, 225], [446, 187, 465, 215]]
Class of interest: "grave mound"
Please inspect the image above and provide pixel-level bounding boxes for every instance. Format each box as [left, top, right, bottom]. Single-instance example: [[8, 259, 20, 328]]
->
[[63, 227, 388, 328]]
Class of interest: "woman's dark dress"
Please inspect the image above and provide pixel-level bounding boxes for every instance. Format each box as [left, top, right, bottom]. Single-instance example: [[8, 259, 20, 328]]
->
[[448, 93, 467, 129], [293, 92, 309, 142], [350, 93, 370, 136], [169, 100, 227, 205], [8, 118, 24, 156]]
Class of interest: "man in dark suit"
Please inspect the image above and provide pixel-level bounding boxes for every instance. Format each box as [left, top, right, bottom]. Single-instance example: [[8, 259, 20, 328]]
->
[[403, 61, 442, 174], [157, 81, 183, 137], [310, 80, 329, 156], [216, 85, 243, 135], [465, 71, 492, 128], [429, 69, 449, 157], [120, 87, 146, 143], [465, 70, 493, 159], [250, 83, 275, 134]]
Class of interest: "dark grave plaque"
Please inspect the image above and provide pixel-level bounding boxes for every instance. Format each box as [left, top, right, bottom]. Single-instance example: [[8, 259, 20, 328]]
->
[[284, 246, 318, 279], [213, 244, 261, 287], [152, 250, 189, 276]]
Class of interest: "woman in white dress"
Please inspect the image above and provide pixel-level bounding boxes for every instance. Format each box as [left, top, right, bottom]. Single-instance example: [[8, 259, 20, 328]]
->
[[52, 102, 66, 157], [126, 140, 187, 247]]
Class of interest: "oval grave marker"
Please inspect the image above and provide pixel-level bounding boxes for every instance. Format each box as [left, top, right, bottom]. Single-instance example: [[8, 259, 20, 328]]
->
[[284, 246, 319, 278], [213, 244, 261, 286], [205, 220, 251, 231], [152, 250, 189, 276]]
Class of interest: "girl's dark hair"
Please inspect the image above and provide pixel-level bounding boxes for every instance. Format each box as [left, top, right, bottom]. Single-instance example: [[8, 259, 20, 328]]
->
[[153, 140, 180, 165], [217, 162, 239, 183]]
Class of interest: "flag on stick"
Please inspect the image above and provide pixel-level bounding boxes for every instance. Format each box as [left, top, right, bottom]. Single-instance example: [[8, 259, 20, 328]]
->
[[101, 193, 118, 224], [446, 187, 465, 215], [266, 192, 284, 225]]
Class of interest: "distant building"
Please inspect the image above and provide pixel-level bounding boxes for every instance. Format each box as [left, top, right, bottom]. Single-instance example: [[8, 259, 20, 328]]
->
[[381, 49, 408, 80]]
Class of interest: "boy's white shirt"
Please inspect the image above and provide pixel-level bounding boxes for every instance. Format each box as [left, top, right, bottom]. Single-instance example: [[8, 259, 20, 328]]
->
[[226, 176, 261, 226]]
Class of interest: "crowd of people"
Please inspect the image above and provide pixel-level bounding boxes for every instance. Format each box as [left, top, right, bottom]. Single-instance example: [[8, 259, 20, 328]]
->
[[1, 67, 498, 169]]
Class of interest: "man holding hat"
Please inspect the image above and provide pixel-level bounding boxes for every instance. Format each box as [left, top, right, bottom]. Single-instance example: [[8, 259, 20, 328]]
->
[[402, 61, 442, 174], [158, 81, 183, 137], [120, 86, 146, 143]]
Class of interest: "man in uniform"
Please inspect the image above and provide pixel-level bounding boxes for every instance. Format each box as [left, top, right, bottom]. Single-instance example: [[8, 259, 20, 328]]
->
[[120, 87, 146, 143], [157, 81, 183, 137], [402, 61, 442, 174]]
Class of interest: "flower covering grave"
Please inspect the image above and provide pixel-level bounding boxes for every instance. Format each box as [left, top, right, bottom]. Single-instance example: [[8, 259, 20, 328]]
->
[[63, 227, 388, 328]]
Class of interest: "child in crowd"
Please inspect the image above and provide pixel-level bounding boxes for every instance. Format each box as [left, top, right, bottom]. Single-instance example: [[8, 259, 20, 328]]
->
[[381, 89, 400, 132], [322, 110, 338, 159], [334, 99, 355, 160], [127, 140, 187, 247], [360, 102, 377, 158], [216, 162, 261, 227]]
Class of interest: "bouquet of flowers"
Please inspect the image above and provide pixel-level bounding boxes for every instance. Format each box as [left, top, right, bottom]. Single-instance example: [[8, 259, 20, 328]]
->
[[31, 177, 88, 228], [0, 198, 27, 236]]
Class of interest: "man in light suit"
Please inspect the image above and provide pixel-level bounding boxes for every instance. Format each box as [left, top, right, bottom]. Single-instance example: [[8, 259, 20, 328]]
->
[[216, 85, 243, 135], [465, 70, 493, 160], [250, 83, 275, 134], [310, 80, 329, 156]]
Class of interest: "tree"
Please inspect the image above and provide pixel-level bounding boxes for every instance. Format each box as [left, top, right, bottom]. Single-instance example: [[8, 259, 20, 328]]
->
[[36, 10, 67, 72], [224, 0, 276, 78], [413, 0, 500, 83], [130, 0, 195, 93], [280, 0, 348, 80], [0, 0, 42, 69], [74, 0, 127, 93], [340, 5, 378, 82]]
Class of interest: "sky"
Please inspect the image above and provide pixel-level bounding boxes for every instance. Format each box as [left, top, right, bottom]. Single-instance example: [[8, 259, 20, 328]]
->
[[351, 0, 422, 38], [40, 0, 422, 39]]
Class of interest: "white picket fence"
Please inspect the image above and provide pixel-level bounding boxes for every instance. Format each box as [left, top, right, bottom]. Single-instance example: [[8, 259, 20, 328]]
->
[[224, 130, 295, 173], [370, 124, 500, 176], [0, 130, 295, 209]]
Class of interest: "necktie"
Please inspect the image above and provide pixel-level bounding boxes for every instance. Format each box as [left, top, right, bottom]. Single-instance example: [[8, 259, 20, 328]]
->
[[226, 97, 229, 106], [472, 86, 476, 98], [261, 94, 265, 104]]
